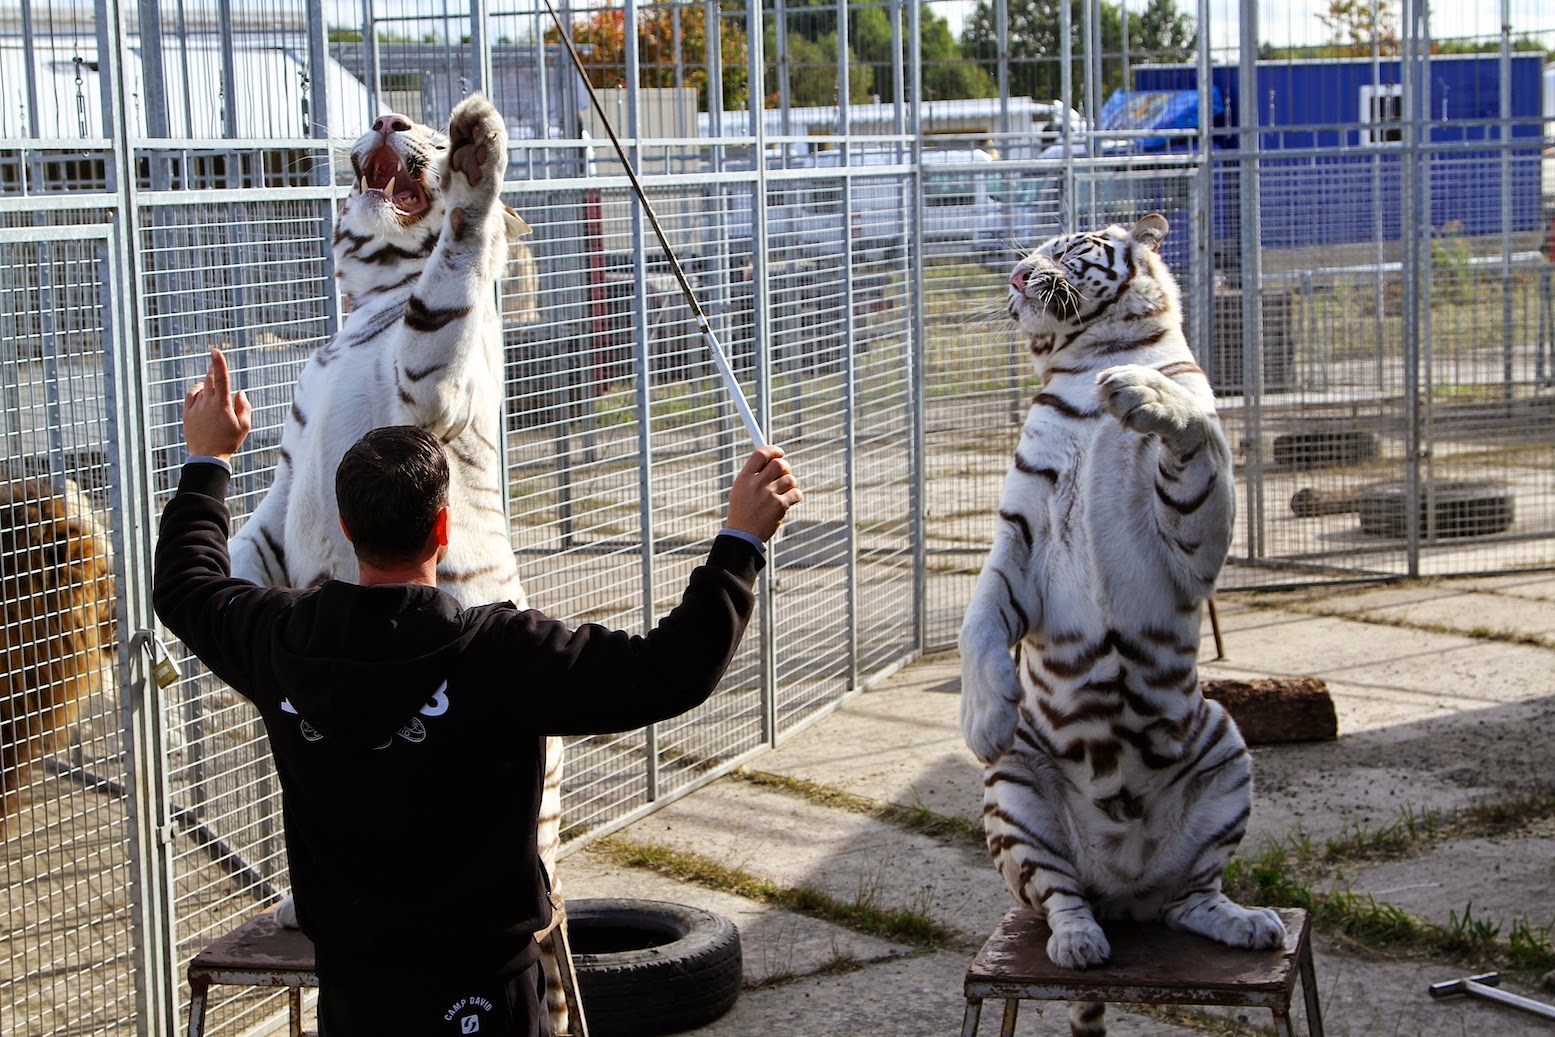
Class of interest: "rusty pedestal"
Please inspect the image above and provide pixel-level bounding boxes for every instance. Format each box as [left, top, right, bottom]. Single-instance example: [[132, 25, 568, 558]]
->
[[961, 907, 1323, 1037], [186, 909, 319, 1037]]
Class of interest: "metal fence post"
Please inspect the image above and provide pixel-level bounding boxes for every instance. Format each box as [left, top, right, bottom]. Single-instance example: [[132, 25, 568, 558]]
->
[[746, 0, 776, 746], [908, 0, 926, 654], [621, 0, 659, 798], [95, 0, 178, 1024], [1400, 0, 1425, 572], [1191, 0, 1212, 378], [837, 0, 859, 688], [308, 0, 341, 343], [1237, 0, 1265, 562]]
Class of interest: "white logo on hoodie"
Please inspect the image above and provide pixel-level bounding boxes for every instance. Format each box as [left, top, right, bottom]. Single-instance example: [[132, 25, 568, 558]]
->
[[281, 683, 451, 748]]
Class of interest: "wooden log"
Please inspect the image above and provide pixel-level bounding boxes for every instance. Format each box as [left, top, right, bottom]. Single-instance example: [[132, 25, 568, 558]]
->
[[1201, 676, 1338, 744]]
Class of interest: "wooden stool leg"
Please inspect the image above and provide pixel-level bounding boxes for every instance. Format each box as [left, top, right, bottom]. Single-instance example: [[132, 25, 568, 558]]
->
[[999, 999, 1019, 1037], [288, 987, 303, 1037], [960, 997, 983, 1037], [1299, 942, 1325, 1037], [1270, 1007, 1296, 1037], [548, 917, 590, 1037], [187, 977, 209, 1037]]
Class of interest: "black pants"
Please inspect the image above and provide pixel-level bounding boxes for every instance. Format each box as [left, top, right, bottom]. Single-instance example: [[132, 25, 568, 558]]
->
[[318, 962, 545, 1037]]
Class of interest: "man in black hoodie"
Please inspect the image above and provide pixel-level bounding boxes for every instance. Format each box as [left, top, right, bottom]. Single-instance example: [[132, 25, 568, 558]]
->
[[154, 350, 801, 1037]]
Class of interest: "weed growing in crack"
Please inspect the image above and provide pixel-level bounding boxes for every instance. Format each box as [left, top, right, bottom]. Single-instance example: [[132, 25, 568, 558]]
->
[[1445, 902, 1503, 952], [595, 836, 958, 948]]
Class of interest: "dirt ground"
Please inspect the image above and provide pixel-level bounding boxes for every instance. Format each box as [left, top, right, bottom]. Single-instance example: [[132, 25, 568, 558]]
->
[[556, 572, 1555, 1036]]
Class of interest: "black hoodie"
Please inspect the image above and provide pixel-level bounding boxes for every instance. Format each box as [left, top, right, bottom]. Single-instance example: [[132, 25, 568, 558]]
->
[[153, 461, 762, 1005]]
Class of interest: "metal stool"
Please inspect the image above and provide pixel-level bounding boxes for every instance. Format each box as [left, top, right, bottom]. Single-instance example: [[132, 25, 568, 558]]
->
[[187, 909, 318, 1037], [186, 908, 591, 1037], [962, 907, 1323, 1036]]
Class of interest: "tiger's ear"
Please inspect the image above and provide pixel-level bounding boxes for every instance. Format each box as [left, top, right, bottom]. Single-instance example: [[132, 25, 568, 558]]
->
[[1130, 213, 1169, 251], [504, 207, 532, 239]]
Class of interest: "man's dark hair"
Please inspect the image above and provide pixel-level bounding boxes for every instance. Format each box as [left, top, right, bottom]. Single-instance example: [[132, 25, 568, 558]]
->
[[335, 426, 450, 567]]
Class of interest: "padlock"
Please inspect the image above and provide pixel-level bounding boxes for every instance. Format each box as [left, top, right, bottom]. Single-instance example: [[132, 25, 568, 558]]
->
[[151, 639, 182, 690]]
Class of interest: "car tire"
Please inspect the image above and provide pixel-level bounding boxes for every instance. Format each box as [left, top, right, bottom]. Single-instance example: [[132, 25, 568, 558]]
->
[[1272, 430, 1379, 470], [567, 898, 742, 1037], [1355, 480, 1515, 539]]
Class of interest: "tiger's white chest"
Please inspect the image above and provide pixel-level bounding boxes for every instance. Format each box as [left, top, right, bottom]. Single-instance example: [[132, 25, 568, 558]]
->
[[275, 294, 519, 608]]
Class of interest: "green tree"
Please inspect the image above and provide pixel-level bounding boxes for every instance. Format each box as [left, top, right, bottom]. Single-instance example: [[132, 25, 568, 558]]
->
[[777, 0, 994, 102], [1316, 0, 1399, 56], [769, 29, 876, 106], [960, 0, 1195, 107], [641, 3, 751, 112]]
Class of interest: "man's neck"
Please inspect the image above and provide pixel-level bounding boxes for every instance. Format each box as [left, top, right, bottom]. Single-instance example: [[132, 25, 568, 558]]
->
[[357, 559, 439, 588]]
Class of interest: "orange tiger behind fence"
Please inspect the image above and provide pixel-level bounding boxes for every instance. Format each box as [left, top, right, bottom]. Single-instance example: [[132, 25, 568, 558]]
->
[[0, 467, 116, 825]]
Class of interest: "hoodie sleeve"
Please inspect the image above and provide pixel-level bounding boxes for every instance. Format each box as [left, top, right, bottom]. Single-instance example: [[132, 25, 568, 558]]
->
[[492, 534, 764, 735], [152, 462, 294, 697]]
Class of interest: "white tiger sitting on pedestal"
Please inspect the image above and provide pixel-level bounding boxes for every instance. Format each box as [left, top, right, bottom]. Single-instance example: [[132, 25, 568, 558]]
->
[[227, 94, 570, 1032], [959, 215, 1284, 1037]]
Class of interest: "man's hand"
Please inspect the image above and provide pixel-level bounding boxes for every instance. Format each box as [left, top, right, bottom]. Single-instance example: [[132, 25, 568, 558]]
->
[[184, 349, 253, 462], [725, 445, 802, 543]]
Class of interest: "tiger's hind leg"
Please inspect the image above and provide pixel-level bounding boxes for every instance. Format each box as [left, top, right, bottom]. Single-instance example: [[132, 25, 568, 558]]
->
[[984, 726, 1109, 970], [1070, 1000, 1106, 1037], [1159, 703, 1284, 951]]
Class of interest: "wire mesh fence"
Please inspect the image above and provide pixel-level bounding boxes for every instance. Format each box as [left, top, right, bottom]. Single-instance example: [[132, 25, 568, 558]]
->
[[0, 0, 1552, 1032]]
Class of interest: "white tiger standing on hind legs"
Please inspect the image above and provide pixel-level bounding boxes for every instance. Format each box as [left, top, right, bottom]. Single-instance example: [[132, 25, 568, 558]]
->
[[227, 95, 572, 1031], [959, 214, 1285, 1037]]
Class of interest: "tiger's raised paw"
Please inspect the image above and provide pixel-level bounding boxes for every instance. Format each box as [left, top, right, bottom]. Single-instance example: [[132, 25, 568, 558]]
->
[[958, 625, 1024, 762], [1096, 364, 1205, 452], [442, 94, 507, 202]]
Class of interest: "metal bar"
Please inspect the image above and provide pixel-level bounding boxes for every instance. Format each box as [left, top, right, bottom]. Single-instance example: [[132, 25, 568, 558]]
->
[[470, 0, 493, 96], [622, 0, 660, 803], [0, 224, 115, 244], [838, 0, 858, 692], [1400, 0, 1423, 573], [364, 0, 381, 116], [1237, 0, 1265, 561], [96, 0, 177, 1014], [908, 0, 926, 653], [1499, 0, 1513, 402], [1059, 0, 1074, 231], [1192, 0, 1212, 381], [774, 0, 790, 138]]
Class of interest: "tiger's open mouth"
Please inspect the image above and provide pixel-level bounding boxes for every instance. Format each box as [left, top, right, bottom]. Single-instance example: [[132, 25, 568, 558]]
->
[[357, 143, 430, 219]]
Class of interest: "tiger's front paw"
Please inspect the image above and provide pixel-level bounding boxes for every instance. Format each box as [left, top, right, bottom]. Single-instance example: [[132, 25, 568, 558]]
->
[[1047, 912, 1111, 969], [1222, 906, 1287, 951], [1096, 364, 1205, 453], [442, 94, 507, 203]]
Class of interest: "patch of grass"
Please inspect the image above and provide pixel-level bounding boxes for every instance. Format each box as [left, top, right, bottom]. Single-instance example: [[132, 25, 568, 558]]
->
[[595, 835, 958, 948], [734, 769, 985, 846], [1224, 838, 1555, 977]]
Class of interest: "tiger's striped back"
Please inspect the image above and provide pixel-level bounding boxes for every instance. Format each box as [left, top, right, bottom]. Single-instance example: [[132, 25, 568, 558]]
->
[[960, 215, 1284, 1037]]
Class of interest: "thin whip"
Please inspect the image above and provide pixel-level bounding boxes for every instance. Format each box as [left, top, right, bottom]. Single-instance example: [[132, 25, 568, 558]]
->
[[539, 0, 766, 448]]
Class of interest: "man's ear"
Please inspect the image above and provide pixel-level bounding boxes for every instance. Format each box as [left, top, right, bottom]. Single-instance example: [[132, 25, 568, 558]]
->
[[432, 506, 450, 548], [339, 514, 354, 543]]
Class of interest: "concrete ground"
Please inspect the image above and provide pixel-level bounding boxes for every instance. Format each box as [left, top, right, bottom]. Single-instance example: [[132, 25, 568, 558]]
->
[[561, 572, 1555, 1036]]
